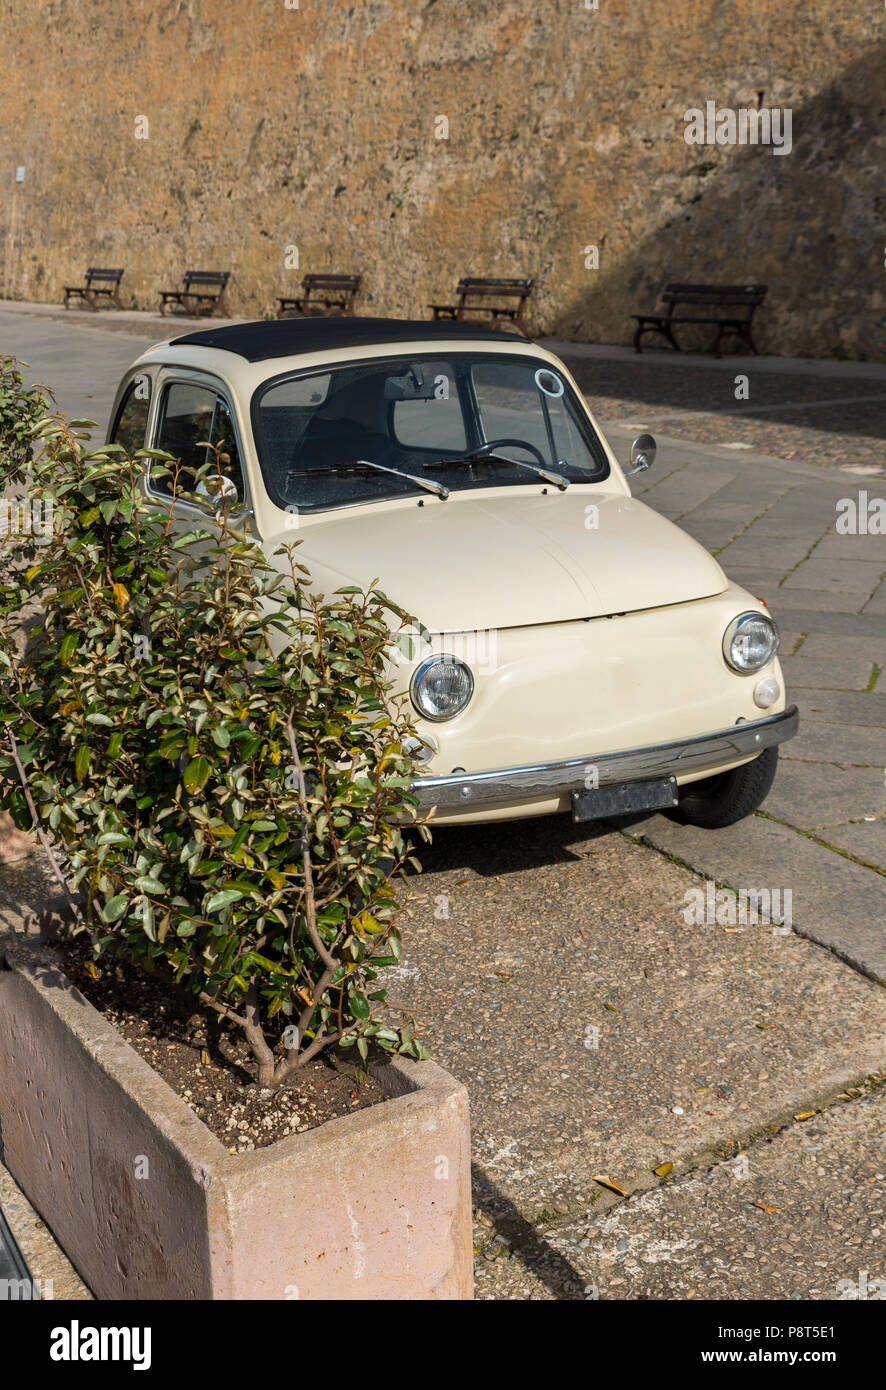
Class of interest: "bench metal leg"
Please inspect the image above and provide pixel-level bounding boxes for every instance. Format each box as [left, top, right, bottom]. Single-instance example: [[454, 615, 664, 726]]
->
[[634, 321, 680, 353], [714, 323, 758, 357], [742, 325, 759, 354]]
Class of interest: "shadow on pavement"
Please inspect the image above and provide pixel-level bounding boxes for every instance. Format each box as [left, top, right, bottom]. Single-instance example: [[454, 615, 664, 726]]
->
[[471, 1163, 591, 1301], [413, 814, 616, 878]]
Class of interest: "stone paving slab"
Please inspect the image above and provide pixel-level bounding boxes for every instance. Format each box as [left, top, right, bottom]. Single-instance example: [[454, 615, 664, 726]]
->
[[772, 610, 886, 640], [815, 533, 886, 563], [632, 812, 886, 983], [785, 719, 884, 766], [629, 470, 738, 520], [777, 586, 884, 614], [765, 759, 884, 831], [821, 820, 886, 867], [781, 651, 880, 693], [718, 538, 817, 570], [791, 687, 886, 725], [863, 582, 886, 615], [783, 557, 885, 596], [475, 1085, 886, 1301]]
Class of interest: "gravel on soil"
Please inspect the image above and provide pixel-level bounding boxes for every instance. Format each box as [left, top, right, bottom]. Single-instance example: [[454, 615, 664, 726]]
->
[[51, 934, 386, 1153]]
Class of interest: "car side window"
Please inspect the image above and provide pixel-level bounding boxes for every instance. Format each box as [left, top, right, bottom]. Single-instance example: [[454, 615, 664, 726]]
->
[[152, 382, 245, 505], [110, 374, 151, 455], [207, 397, 245, 504]]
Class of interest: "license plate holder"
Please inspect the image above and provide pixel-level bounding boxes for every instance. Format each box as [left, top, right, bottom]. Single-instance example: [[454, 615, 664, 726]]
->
[[571, 774, 679, 823]]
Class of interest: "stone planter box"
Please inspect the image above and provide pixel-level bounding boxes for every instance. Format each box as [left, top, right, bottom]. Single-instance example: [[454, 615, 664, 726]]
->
[[0, 931, 472, 1299]]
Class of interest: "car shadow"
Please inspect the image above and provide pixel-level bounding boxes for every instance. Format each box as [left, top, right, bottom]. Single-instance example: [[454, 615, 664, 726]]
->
[[410, 810, 659, 878]]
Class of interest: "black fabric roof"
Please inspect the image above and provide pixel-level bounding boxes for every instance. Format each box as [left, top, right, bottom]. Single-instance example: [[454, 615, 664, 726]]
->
[[169, 316, 526, 362]]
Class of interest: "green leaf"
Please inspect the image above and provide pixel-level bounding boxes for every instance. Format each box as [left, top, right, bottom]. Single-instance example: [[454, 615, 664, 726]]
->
[[183, 756, 212, 793], [74, 745, 91, 781], [206, 888, 244, 913], [347, 990, 371, 1020], [102, 894, 129, 923], [59, 632, 79, 665], [134, 875, 166, 894]]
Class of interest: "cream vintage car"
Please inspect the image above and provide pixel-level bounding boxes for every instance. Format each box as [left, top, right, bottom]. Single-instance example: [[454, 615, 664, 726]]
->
[[107, 317, 797, 829]]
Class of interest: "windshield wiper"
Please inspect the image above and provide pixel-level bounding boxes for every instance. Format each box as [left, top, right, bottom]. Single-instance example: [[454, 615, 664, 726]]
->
[[422, 451, 570, 491], [288, 459, 449, 500]]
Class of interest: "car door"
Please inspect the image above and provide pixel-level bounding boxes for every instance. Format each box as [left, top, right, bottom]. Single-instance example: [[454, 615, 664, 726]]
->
[[107, 368, 154, 457], [145, 373, 254, 550]]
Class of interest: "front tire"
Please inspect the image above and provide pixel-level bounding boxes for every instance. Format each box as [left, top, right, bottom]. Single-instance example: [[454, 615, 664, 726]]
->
[[668, 747, 778, 829]]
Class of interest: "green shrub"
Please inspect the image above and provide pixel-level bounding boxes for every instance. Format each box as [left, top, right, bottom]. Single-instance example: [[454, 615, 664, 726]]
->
[[0, 355, 51, 482], [0, 359, 428, 1086]]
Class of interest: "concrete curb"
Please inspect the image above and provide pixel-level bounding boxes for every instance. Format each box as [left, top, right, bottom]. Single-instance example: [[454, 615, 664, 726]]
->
[[0, 930, 473, 1300]]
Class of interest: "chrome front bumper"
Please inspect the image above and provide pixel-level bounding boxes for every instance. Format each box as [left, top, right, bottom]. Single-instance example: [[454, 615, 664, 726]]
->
[[411, 705, 799, 811]]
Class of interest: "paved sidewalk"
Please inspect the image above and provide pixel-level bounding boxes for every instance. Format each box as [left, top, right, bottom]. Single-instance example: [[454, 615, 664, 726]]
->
[[388, 820, 886, 1300], [595, 422, 885, 983], [0, 308, 167, 436], [472, 1083, 886, 1300]]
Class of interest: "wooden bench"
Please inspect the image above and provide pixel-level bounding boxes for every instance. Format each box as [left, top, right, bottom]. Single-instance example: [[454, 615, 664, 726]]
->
[[632, 283, 767, 356], [429, 277, 534, 335], [277, 273, 362, 318], [62, 267, 124, 311], [159, 270, 230, 318]]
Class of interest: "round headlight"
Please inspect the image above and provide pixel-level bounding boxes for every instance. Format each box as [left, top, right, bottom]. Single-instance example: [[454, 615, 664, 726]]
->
[[723, 612, 780, 674], [410, 655, 474, 722]]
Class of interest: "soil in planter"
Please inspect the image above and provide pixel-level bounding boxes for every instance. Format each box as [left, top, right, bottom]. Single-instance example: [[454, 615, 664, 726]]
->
[[51, 935, 387, 1152]]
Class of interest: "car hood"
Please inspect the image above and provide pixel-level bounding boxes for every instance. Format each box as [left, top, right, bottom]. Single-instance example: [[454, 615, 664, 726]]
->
[[264, 490, 727, 632]]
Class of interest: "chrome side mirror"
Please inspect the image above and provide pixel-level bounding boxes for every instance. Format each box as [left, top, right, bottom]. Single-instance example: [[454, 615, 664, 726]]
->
[[624, 433, 656, 477]]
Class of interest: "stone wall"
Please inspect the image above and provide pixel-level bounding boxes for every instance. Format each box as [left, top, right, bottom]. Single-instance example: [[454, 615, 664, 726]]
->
[[0, 0, 883, 357]]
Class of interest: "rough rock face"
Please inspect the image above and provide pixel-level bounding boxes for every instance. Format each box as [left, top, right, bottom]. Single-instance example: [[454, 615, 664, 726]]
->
[[0, 0, 882, 357]]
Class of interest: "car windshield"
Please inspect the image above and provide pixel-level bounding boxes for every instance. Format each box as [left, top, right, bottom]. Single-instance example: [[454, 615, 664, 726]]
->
[[252, 353, 610, 513]]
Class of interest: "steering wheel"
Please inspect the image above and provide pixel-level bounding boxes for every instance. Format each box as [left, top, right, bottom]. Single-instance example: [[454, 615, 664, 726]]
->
[[470, 437, 549, 468]]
